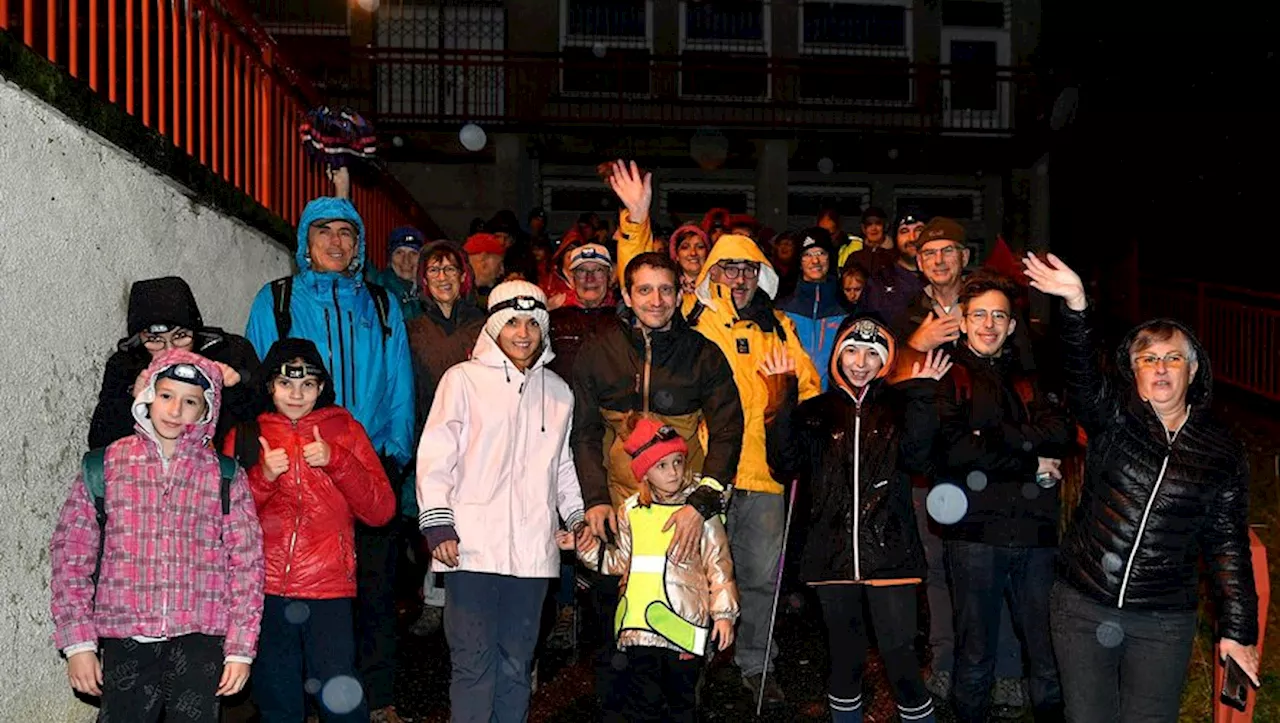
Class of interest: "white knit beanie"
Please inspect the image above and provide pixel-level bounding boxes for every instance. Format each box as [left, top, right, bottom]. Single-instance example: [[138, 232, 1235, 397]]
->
[[485, 280, 550, 340]]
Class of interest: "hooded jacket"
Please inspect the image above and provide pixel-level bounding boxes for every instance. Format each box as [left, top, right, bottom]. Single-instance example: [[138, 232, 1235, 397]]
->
[[777, 276, 847, 392], [415, 331, 586, 578], [781, 316, 938, 583], [936, 343, 1074, 547], [685, 234, 822, 494], [369, 265, 422, 321], [226, 339, 394, 600], [245, 197, 415, 467], [570, 305, 744, 511], [52, 351, 264, 660], [90, 277, 259, 449], [1056, 307, 1257, 645]]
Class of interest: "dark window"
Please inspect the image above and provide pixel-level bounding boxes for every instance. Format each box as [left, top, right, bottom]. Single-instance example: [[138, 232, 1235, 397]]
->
[[256, 0, 346, 25], [549, 186, 619, 213], [788, 192, 864, 219], [942, 1, 1005, 28], [685, 1, 765, 41], [561, 47, 651, 95], [799, 56, 911, 102], [567, 0, 648, 38], [949, 40, 998, 110], [803, 3, 906, 46], [667, 191, 750, 215], [895, 194, 976, 219], [681, 52, 769, 98]]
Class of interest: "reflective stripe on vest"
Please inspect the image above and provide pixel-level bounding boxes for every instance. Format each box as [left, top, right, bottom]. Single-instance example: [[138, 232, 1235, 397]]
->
[[615, 503, 710, 656]]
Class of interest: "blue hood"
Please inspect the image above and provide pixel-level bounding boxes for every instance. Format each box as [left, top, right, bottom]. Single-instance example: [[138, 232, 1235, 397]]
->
[[777, 278, 846, 319], [297, 197, 367, 276]]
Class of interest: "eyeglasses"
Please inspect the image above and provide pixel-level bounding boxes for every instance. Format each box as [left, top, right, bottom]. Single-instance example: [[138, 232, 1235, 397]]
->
[[1132, 353, 1188, 369], [425, 265, 461, 278], [919, 245, 962, 261], [572, 266, 610, 280], [630, 425, 681, 458], [142, 329, 194, 350], [718, 263, 760, 280], [966, 310, 1011, 325]]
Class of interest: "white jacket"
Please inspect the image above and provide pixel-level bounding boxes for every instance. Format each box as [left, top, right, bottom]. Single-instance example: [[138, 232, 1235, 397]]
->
[[416, 332, 585, 578]]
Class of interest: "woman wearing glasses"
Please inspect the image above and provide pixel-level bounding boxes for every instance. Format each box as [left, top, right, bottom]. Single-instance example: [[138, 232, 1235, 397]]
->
[[1024, 253, 1260, 723], [88, 276, 258, 448]]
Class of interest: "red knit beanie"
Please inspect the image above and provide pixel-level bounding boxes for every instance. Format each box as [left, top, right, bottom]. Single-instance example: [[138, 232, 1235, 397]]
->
[[624, 418, 688, 483]]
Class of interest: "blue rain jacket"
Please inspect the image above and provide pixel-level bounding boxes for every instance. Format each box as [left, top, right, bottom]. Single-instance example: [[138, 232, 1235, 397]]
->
[[777, 278, 847, 391], [246, 197, 415, 466]]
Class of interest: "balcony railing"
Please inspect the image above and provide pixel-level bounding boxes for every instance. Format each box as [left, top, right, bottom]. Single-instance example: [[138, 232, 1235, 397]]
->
[[1, 0, 435, 264], [1138, 278, 1280, 402], [358, 48, 1034, 135]]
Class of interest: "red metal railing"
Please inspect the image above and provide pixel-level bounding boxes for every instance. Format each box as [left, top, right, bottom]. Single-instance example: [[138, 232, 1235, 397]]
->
[[352, 48, 1034, 135], [2, 0, 435, 266], [1138, 278, 1280, 402]]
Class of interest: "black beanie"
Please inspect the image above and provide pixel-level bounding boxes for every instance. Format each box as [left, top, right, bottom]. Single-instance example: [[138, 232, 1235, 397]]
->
[[796, 226, 837, 262], [127, 277, 204, 337], [257, 338, 337, 410]]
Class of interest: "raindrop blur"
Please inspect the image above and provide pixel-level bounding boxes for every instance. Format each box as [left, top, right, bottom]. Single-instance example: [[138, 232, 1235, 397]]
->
[[817, 157, 834, 174], [356, 0, 378, 11], [1022, 441, 1034, 452], [459, 123, 487, 152], [689, 127, 729, 170], [1021, 482, 1041, 500], [284, 601, 311, 625], [887, 148, 899, 160], [1096, 621, 1124, 648], [965, 470, 988, 491], [321, 676, 364, 715], [611, 652, 630, 670], [391, 136, 404, 148], [927, 483, 968, 525], [592, 42, 607, 58], [1102, 552, 1123, 573], [304, 678, 321, 695], [1037, 473, 1058, 489]]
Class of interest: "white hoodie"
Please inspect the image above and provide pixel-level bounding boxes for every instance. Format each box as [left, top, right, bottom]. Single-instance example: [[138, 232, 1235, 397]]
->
[[416, 331, 585, 578]]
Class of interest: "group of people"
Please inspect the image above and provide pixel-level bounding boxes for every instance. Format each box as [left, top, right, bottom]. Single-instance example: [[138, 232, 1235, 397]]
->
[[49, 159, 1261, 723]]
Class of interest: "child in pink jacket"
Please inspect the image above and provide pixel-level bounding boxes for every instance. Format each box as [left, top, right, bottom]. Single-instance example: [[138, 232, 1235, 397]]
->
[[50, 350, 264, 722]]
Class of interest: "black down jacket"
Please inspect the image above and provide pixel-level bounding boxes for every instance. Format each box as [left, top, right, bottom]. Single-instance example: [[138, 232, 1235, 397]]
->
[[779, 317, 940, 584], [1056, 305, 1257, 645]]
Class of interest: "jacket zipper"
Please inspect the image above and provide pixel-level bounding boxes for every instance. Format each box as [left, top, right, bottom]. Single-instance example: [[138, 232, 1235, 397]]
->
[[347, 310, 357, 409], [282, 420, 303, 593], [332, 284, 347, 407], [323, 309, 336, 400], [1116, 423, 1183, 608], [852, 400, 862, 580], [642, 334, 653, 414]]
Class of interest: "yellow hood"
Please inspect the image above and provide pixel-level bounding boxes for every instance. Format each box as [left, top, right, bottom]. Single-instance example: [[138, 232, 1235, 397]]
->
[[694, 234, 780, 309]]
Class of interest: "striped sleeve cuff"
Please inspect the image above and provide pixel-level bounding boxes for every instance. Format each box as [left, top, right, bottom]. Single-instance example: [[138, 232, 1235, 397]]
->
[[224, 655, 254, 665], [564, 509, 585, 532], [418, 507, 455, 532], [62, 642, 97, 658]]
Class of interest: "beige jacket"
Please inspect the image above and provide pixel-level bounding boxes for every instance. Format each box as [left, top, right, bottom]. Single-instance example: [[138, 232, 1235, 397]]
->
[[578, 481, 739, 655]]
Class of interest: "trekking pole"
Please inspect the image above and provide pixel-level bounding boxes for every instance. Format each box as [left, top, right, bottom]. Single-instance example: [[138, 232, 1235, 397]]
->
[[757, 479, 799, 716]]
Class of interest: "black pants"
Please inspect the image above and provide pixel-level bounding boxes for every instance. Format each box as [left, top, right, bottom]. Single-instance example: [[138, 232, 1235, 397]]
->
[[355, 521, 399, 710], [254, 596, 367, 723], [589, 573, 626, 715], [611, 646, 700, 723], [99, 634, 223, 723], [815, 584, 935, 720]]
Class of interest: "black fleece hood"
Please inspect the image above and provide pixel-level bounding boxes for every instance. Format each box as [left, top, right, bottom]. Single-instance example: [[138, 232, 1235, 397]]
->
[[257, 338, 337, 411], [126, 276, 204, 337], [1114, 317, 1213, 407]]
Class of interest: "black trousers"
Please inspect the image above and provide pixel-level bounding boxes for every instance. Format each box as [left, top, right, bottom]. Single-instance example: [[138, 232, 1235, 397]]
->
[[611, 646, 701, 723], [589, 573, 626, 714], [99, 634, 223, 723], [355, 521, 399, 710]]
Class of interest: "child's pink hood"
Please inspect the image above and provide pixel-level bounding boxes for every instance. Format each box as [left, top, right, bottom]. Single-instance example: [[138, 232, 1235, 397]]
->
[[130, 349, 224, 444]]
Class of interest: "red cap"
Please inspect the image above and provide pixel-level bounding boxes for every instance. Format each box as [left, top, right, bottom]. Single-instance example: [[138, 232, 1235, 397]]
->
[[624, 418, 689, 483], [463, 232, 505, 257]]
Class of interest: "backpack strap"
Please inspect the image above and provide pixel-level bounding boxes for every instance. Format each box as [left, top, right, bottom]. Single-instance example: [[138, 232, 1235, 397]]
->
[[217, 454, 238, 516], [366, 282, 393, 342], [270, 276, 293, 340], [81, 449, 108, 589]]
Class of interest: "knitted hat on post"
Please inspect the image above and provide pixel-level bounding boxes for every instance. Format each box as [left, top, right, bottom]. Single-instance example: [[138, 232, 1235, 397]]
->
[[624, 417, 689, 483], [484, 280, 550, 340]]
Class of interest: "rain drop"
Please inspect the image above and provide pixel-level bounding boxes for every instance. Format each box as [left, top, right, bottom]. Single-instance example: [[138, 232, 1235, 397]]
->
[[459, 123, 487, 152], [611, 651, 630, 670], [305, 678, 322, 695], [391, 135, 404, 148], [817, 157, 834, 174], [966, 470, 988, 492], [1021, 482, 1041, 500], [1101, 552, 1123, 573], [321, 676, 365, 715], [284, 601, 311, 625], [1037, 473, 1058, 490], [592, 42, 607, 58], [1095, 621, 1124, 648], [356, 0, 378, 11], [927, 483, 968, 525], [887, 148, 899, 160], [1022, 440, 1034, 452]]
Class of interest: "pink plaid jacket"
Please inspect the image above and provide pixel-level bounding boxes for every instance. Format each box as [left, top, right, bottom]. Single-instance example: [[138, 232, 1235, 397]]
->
[[49, 351, 265, 660]]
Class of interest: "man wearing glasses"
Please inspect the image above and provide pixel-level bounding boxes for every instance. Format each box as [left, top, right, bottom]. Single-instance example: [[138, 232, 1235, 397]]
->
[[899, 217, 971, 354], [933, 271, 1073, 723]]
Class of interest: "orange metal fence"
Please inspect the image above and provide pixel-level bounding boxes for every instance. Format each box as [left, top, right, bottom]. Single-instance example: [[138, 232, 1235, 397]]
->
[[1138, 278, 1280, 402], [1, 0, 432, 266]]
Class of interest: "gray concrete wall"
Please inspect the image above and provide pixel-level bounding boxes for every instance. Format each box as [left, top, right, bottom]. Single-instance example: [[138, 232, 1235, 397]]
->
[[0, 76, 292, 722]]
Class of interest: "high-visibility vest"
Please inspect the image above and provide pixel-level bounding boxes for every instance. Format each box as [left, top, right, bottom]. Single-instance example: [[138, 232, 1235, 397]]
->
[[615, 502, 710, 656]]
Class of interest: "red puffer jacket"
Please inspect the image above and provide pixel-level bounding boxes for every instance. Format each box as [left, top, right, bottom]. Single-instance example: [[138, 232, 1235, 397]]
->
[[240, 406, 394, 599]]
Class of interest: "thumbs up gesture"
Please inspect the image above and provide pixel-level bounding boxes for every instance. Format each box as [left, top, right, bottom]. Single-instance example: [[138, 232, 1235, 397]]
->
[[302, 426, 331, 468], [259, 437, 290, 482]]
